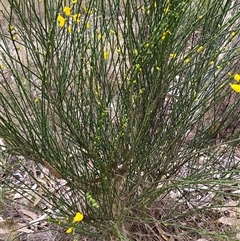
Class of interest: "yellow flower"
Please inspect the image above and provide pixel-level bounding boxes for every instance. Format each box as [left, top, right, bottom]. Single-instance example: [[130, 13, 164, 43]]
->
[[164, 6, 169, 13], [234, 73, 240, 82], [154, 2, 157, 8], [163, 221, 169, 227], [231, 31, 236, 38], [57, 14, 65, 27], [9, 25, 14, 31], [86, 22, 90, 29], [209, 61, 214, 65], [197, 45, 203, 53], [73, 212, 84, 223], [230, 83, 240, 93], [63, 6, 71, 16], [72, 13, 81, 23], [110, 29, 115, 34], [66, 227, 73, 234], [98, 33, 103, 40], [170, 53, 177, 58], [161, 30, 170, 41], [72, 0, 77, 3], [184, 57, 190, 63], [67, 25, 72, 33], [103, 51, 109, 60]]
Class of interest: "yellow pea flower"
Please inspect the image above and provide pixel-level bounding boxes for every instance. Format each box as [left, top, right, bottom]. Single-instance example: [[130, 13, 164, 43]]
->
[[67, 25, 72, 33], [170, 53, 177, 58], [110, 29, 115, 34], [72, 13, 81, 23], [164, 6, 169, 13], [73, 212, 84, 223], [230, 31, 236, 39], [63, 6, 71, 16], [86, 22, 90, 29], [197, 46, 203, 53], [234, 73, 240, 82], [66, 227, 73, 234], [161, 30, 170, 41], [72, 0, 77, 3], [230, 83, 240, 93], [9, 25, 14, 31], [57, 14, 65, 27], [103, 51, 109, 60], [98, 33, 103, 40]]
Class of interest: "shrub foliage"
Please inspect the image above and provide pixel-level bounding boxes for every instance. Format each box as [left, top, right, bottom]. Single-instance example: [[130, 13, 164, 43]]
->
[[0, 0, 240, 240]]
